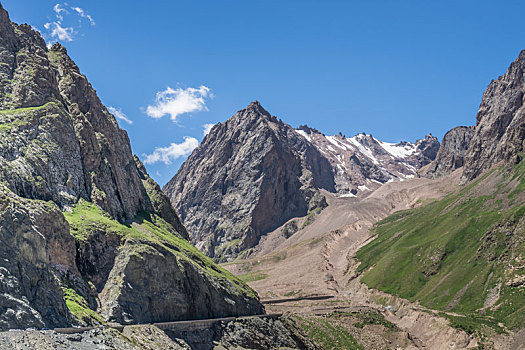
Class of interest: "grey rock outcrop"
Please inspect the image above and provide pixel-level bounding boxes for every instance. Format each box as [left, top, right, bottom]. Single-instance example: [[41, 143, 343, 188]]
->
[[0, 185, 74, 330], [164, 101, 333, 261], [0, 4, 148, 222], [0, 2, 263, 330], [462, 50, 525, 183], [165, 315, 319, 350], [407, 134, 441, 167], [0, 315, 318, 350], [421, 126, 474, 179], [99, 241, 263, 324]]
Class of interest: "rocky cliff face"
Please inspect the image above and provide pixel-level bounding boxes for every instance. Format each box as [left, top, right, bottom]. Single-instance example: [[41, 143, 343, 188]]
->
[[165, 102, 438, 261], [163, 101, 333, 261], [420, 126, 474, 179], [420, 50, 525, 183], [0, 3, 262, 330], [354, 52, 525, 335], [0, 20, 147, 222], [0, 184, 74, 330], [461, 51, 525, 183]]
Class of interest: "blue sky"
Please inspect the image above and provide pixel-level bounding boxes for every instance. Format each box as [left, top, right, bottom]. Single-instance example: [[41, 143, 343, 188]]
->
[[4, 0, 525, 185]]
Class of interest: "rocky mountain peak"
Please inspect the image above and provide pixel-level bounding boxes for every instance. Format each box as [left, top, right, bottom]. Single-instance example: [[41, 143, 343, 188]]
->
[[246, 99, 264, 110], [518, 49, 525, 61], [352, 132, 378, 147], [415, 133, 440, 159], [0, 11, 156, 221], [51, 42, 68, 54], [423, 51, 525, 183], [240, 100, 272, 119], [0, 3, 15, 44], [166, 100, 439, 261], [164, 101, 333, 261]]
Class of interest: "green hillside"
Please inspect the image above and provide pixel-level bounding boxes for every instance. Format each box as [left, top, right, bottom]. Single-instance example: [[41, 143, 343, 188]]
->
[[356, 160, 525, 333]]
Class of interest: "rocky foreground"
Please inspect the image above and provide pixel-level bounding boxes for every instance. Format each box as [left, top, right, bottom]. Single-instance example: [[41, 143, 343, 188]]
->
[[0, 316, 318, 350]]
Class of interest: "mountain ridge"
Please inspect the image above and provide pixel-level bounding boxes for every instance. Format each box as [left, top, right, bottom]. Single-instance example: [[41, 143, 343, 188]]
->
[[164, 100, 439, 262], [163, 101, 333, 261]]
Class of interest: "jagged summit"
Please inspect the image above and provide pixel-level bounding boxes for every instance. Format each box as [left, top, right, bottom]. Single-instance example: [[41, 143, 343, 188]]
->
[[238, 100, 272, 118], [51, 41, 68, 53], [246, 99, 263, 109], [518, 49, 525, 61], [297, 124, 324, 135], [292, 127, 439, 195], [423, 50, 525, 183], [164, 102, 334, 261], [420, 126, 474, 179]]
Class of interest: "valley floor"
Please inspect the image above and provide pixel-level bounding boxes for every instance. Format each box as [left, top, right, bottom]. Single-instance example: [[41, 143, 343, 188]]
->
[[1, 170, 523, 350], [223, 170, 525, 349]]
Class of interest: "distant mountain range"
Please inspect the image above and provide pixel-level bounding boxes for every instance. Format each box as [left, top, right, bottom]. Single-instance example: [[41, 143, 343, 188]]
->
[[295, 125, 439, 196], [164, 101, 439, 261], [164, 52, 525, 268]]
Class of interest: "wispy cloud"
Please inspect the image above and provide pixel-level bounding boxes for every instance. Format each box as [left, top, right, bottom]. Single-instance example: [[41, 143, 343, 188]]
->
[[146, 86, 211, 122], [203, 123, 215, 136], [45, 3, 95, 43], [108, 106, 133, 125], [44, 22, 74, 42], [143, 137, 199, 165], [71, 6, 95, 26], [53, 3, 66, 21]]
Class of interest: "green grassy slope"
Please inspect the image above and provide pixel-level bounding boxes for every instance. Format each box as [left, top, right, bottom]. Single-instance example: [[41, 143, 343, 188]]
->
[[356, 161, 525, 332], [64, 199, 258, 303]]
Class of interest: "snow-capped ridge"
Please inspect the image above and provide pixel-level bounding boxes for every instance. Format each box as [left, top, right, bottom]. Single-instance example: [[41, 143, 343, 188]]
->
[[294, 127, 440, 197]]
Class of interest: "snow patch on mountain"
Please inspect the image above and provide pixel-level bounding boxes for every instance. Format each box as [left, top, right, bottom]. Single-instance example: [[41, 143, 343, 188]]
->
[[294, 127, 439, 197], [295, 129, 311, 142], [379, 140, 417, 158], [347, 135, 380, 165]]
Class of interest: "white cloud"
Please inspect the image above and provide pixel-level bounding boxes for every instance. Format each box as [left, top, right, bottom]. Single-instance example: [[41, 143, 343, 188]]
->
[[203, 123, 215, 136], [44, 22, 74, 42], [53, 3, 66, 21], [45, 3, 95, 43], [146, 86, 211, 122], [108, 106, 133, 125], [143, 137, 199, 165], [71, 6, 95, 26]]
